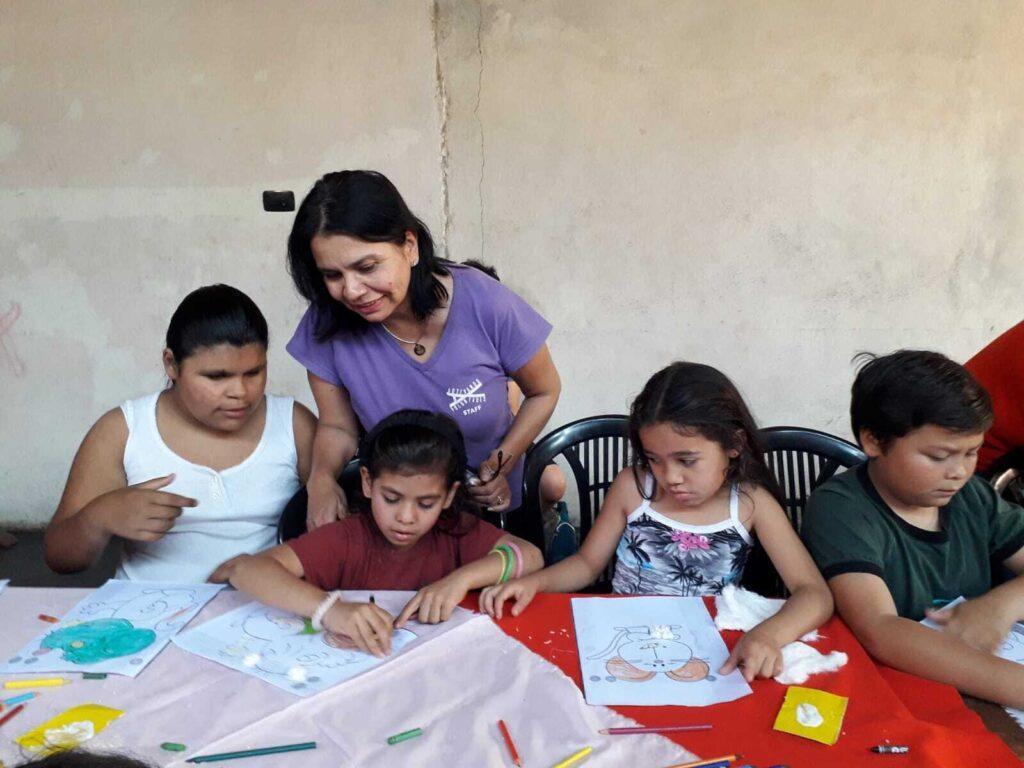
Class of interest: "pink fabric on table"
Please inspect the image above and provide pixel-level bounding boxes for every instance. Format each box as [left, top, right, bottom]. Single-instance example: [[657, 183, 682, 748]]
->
[[0, 588, 695, 767]]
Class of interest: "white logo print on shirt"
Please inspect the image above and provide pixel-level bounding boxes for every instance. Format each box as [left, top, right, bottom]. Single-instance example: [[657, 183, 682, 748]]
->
[[446, 378, 486, 415]]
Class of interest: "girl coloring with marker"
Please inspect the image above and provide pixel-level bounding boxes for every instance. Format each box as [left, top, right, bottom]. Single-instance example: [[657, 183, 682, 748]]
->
[[482, 362, 833, 680], [44, 285, 316, 583], [213, 409, 543, 657]]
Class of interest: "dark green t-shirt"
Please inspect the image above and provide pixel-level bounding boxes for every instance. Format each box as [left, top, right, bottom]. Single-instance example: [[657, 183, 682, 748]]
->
[[802, 464, 1024, 620]]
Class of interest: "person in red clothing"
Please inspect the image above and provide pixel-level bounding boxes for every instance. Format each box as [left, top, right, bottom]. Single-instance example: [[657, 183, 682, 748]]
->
[[965, 320, 1024, 476], [212, 409, 542, 657]]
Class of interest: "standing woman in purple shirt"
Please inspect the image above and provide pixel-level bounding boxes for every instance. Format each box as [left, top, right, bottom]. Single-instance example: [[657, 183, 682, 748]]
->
[[285, 171, 561, 541]]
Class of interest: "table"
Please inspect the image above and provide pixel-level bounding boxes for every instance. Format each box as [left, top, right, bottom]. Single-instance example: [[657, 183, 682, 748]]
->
[[493, 594, 1023, 768], [1, 588, 1020, 767]]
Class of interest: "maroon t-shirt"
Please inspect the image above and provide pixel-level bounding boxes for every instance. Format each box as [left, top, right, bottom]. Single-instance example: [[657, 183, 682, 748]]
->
[[288, 513, 504, 591]]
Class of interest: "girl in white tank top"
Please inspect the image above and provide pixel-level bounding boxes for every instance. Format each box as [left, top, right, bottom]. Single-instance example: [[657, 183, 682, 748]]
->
[[118, 391, 300, 582], [45, 285, 316, 583]]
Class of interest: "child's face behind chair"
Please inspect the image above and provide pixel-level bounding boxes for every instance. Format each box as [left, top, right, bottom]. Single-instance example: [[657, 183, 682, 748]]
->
[[861, 424, 984, 509], [361, 468, 458, 548]]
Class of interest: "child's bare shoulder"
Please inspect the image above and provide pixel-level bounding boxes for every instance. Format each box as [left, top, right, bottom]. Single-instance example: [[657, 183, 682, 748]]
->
[[82, 408, 129, 452], [738, 483, 784, 527], [607, 467, 645, 509]]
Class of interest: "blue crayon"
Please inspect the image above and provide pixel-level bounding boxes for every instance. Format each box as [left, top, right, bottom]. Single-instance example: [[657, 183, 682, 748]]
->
[[3, 691, 37, 707]]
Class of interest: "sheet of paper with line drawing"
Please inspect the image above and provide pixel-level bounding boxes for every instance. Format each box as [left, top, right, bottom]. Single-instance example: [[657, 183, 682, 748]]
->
[[572, 595, 752, 706], [921, 595, 1024, 726], [1, 579, 222, 677], [173, 590, 476, 696]]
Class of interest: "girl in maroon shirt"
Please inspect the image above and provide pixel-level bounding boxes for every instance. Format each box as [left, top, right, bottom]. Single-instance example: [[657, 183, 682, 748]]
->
[[212, 410, 542, 657]]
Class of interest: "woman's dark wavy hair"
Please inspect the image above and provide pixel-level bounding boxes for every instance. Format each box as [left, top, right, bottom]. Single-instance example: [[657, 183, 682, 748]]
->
[[287, 171, 450, 341], [358, 409, 480, 534], [629, 362, 783, 505], [166, 284, 268, 362]]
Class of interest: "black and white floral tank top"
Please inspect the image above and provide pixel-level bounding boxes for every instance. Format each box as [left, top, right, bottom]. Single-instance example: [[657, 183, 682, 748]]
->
[[611, 476, 754, 596]]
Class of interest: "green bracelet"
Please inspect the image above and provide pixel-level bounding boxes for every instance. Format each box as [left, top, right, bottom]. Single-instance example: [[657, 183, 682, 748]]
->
[[495, 544, 516, 583], [491, 546, 510, 584]]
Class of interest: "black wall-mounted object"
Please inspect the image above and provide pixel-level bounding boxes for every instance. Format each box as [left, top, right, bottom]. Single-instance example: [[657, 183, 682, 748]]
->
[[262, 191, 295, 212]]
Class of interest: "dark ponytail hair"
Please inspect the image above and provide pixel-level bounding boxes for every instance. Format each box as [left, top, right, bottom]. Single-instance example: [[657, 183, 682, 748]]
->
[[166, 284, 268, 363], [629, 362, 783, 505], [359, 409, 479, 532], [287, 170, 450, 341]]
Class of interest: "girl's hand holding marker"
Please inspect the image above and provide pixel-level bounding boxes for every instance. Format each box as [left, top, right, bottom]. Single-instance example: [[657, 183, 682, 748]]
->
[[322, 598, 396, 658]]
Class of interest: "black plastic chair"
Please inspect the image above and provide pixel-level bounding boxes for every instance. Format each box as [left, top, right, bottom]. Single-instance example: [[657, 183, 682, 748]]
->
[[522, 415, 630, 585], [990, 449, 1024, 506], [743, 426, 866, 596], [277, 459, 363, 543]]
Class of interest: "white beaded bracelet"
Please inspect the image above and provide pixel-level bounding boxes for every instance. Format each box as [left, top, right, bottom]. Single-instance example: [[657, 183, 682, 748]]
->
[[311, 590, 344, 631]]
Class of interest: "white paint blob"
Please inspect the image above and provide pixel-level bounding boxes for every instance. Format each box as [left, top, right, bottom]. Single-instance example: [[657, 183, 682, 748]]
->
[[796, 702, 824, 728], [242, 653, 261, 667], [287, 665, 307, 682]]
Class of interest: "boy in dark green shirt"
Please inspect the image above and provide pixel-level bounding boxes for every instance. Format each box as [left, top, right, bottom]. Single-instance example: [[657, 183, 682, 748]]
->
[[803, 350, 1024, 709]]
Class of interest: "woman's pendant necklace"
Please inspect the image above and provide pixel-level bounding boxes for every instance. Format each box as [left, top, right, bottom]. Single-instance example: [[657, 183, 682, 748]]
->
[[381, 321, 427, 356]]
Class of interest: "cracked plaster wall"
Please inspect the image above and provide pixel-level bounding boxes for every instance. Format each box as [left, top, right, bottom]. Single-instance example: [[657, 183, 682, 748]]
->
[[2, 0, 1024, 526]]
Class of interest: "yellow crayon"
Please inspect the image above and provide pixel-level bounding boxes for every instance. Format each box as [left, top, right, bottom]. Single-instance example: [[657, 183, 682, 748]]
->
[[551, 746, 593, 768], [3, 678, 69, 690]]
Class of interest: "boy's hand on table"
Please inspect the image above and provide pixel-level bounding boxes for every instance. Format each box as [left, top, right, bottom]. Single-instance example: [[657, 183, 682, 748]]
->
[[720, 625, 783, 682], [395, 573, 470, 627], [925, 595, 1015, 654], [323, 601, 395, 657]]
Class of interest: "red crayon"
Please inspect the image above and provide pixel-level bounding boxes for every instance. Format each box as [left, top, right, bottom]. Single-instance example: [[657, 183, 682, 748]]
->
[[497, 720, 522, 767], [0, 703, 25, 727]]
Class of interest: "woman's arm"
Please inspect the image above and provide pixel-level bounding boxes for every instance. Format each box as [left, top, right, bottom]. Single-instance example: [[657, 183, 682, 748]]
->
[[473, 345, 561, 510], [44, 409, 198, 573], [292, 402, 318, 484], [305, 372, 361, 528], [720, 488, 834, 680], [395, 533, 544, 626], [480, 469, 635, 618]]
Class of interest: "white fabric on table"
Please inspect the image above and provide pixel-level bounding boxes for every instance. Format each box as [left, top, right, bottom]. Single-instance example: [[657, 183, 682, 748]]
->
[[0, 588, 697, 767]]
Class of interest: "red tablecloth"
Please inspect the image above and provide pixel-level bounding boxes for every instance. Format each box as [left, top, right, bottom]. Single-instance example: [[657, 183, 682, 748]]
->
[[478, 593, 1021, 768]]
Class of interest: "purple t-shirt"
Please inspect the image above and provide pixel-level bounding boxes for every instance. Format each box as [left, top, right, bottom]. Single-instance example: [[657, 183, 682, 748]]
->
[[286, 265, 552, 508]]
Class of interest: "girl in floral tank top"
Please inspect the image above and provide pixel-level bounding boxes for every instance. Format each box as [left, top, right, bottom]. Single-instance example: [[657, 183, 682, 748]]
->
[[611, 479, 751, 596], [482, 362, 834, 682]]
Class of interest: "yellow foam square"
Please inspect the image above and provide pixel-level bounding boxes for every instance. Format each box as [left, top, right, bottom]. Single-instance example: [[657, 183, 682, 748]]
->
[[773, 685, 848, 745], [17, 703, 124, 755]]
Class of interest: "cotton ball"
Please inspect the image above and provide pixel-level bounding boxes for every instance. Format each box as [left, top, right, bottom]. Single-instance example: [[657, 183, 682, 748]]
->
[[242, 653, 261, 668], [287, 666, 307, 682]]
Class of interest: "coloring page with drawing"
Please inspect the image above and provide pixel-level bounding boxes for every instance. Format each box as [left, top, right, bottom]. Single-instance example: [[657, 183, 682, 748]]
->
[[922, 596, 1024, 727], [996, 622, 1024, 728], [1, 579, 222, 677], [572, 595, 752, 706], [173, 590, 478, 697]]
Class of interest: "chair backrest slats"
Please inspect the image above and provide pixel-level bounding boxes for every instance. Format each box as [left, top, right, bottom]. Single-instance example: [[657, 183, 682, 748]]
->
[[522, 415, 631, 589], [745, 426, 866, 597]]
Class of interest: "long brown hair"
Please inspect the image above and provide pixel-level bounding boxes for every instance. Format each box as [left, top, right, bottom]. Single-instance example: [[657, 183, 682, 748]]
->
[[629, 362, 783, 505]]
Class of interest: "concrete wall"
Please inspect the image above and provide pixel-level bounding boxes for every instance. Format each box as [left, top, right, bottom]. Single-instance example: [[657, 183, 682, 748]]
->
[[2, 0, 1022, 526]]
